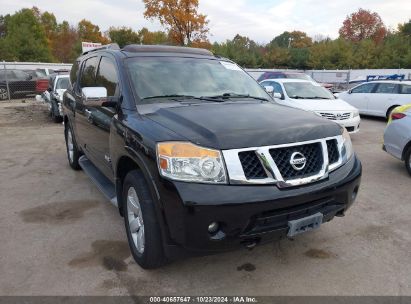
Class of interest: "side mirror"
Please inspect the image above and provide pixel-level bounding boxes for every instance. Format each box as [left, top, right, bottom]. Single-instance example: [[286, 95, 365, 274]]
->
[[82, 87, 108, 107], [348, 89, 352, 94], [264, 86, 274, 95], [273, 92, 283, 99]]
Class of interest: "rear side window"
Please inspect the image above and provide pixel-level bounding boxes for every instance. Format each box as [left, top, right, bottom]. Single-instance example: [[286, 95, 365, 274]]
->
[[400, 84, 411, 94], [351, 83, 376, 93], [13, 70, 29, 80], [80, 57, 99, 88], [375, 83, 398, 94], [70, 60, 80, 85], [96, 57, 119, 96]]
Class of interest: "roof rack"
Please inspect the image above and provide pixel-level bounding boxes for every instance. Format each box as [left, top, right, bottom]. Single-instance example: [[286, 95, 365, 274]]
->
[[366, 74, 405, 82], [122, 44, 213, 56], [82, 43, 120, 55]]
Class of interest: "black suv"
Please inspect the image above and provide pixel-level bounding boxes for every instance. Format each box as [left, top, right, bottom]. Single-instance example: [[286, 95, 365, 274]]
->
[[63, 44, 361, 269]]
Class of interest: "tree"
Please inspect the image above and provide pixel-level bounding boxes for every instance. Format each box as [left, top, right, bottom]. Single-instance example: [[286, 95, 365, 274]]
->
[[398, 19, 411, 38], [0, 8, 52, 61], [270, 31, 312, 48], [263, 47, 290, 68], [339, 8, 387, 44], [51, 21, 78, 62], [143, 0, 209, 46], [213, 34, 264, 67], [77, 19, 110, 44], [138, 27, 170, 44], [108, 26, 140, 47]]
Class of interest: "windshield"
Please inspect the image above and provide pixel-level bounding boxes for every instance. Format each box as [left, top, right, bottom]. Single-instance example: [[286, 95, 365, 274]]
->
[[283, 82, 334, 100], [286, 73, 312, 81], [126, 57, 269, 102], [56, 77, 70, 90]]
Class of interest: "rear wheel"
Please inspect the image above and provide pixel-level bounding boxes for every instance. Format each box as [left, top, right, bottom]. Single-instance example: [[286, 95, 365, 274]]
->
[[0, 87, 9, 100], [64, 123, 81, 170], [405, 147, 411, 176], [51, 106, 63, 123], [123, 170, 166, 269]]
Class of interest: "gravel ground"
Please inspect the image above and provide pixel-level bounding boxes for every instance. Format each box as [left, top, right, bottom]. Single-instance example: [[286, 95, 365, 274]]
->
[[0, 99, 410, 296]]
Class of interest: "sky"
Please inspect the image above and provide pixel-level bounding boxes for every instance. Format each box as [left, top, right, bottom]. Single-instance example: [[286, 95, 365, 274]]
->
[[1, 0, 410, 43]]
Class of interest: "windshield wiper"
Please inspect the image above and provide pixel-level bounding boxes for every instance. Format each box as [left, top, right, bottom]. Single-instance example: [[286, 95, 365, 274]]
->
[[307, 96, 331, 100], [203, 93, 269, 102], [290, 96, 330, 100], [141, 94, 199, 100]]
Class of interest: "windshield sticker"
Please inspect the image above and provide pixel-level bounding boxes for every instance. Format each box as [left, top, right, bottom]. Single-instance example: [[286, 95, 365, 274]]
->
[[220, 61, 242, 71]]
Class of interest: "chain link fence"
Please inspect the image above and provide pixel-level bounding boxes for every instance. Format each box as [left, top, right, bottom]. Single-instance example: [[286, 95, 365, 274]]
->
[[0, 62, 72, 101]]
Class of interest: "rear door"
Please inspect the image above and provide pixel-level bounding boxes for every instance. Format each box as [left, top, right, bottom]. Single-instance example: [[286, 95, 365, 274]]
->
[[367, 82, 400, 116], [399, 83, 411, 104]]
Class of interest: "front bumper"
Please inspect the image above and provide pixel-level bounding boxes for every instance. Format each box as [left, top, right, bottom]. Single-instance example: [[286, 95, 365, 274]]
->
[[159, 154, 362, 255], [334, 116, 361, 134]]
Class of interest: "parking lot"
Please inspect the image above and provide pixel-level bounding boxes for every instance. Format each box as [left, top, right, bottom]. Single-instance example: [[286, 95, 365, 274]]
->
[[0, 99, 410, 296]]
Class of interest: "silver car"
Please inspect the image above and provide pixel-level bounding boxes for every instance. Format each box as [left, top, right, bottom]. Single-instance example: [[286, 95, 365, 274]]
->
[[383, 105, 411, 175]]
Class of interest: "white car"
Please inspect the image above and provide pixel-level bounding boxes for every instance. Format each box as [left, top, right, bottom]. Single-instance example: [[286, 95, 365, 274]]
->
[[260, 79, 360, 133], [337, 80, 411, 119]]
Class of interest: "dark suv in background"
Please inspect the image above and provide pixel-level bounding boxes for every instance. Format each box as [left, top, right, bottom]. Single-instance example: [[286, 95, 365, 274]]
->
[[63, 44, 361, 268], [0, 69, 48, 100]]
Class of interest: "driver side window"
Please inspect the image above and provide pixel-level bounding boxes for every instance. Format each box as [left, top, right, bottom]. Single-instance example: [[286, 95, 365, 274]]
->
[[351, 83, 376, 94], [79, 57, 99, 89], [271, 82, 284, 95]]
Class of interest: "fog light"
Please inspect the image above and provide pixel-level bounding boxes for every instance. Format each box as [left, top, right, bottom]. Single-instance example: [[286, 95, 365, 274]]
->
[[352, 186, 359, 201], [208, 222, 219, 234]]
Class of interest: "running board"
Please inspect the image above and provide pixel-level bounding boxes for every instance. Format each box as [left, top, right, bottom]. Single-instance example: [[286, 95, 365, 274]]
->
[[79, 155, 118, 207]]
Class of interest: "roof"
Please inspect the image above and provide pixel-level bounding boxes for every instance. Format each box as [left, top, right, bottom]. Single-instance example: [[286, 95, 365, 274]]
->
[[122, 44, 213, 56], [363, 80, 411, 84], [81, 43, 214, 58], [261, 78, 315, 84]]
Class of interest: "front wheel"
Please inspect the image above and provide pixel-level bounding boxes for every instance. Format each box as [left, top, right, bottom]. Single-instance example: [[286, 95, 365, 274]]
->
[[64, 123, 81, 170], [405, 147, 411, 176], [123, 170, 166, 269]]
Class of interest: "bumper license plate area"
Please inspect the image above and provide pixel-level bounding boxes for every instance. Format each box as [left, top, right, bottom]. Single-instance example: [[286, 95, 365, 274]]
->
[[287, 212, 323, 237]]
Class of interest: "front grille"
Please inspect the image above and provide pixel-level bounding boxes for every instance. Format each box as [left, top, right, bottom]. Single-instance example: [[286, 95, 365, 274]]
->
[[326, 139, 339, 164], [269, 143, 323, 179], [238, 151, 267, 179], [320, 112, 351, 120]]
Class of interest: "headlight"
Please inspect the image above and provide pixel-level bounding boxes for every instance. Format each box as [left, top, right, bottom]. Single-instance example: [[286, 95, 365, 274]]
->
[[157, 142, 227, 184], [341, 128, 353, 161], [353, 110, 359, 118]]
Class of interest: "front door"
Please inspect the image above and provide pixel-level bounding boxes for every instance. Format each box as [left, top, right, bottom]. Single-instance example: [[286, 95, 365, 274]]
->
[[348, 82, 377, 114], [86, 56, 120, 179]]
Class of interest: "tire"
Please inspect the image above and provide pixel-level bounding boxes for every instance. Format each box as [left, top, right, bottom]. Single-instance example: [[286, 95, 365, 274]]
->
[[405, 147, 411, 176], [51, 102, 63, 123], [64, 123, 81, 170], [123, 170, 166, 269], [0, 87, 9, 100], [386, 105, 400, 120]]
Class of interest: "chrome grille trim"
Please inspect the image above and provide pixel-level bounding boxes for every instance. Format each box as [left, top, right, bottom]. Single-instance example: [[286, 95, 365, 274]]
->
[[319, 112, 352, 121], [222, 135, 344, 187]]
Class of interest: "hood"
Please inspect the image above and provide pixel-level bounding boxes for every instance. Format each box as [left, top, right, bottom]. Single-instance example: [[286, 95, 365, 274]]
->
[[288, 98, 356, 112], [142, 101, 342, 150]]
